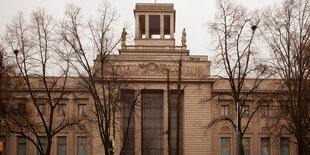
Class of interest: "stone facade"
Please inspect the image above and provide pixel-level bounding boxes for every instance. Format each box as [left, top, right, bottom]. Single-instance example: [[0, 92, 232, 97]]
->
[[0, 3, 297, 155]]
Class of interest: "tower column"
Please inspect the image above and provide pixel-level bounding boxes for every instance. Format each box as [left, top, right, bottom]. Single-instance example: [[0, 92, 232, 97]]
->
[[170, 14, 174, 39], [160, 15, 164, 39], [135, 14, 140, 39], [145, 15, 150, 39]]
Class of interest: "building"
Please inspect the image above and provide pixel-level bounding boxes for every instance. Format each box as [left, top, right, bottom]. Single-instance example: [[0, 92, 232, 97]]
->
[[0, 3, 297, 155]]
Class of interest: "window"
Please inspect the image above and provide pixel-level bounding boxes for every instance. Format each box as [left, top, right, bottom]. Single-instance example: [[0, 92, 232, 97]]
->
[[242, 105, 249, 117], [77, 137, 87, 155], [242, 137, 250, 155], [58, 104, 66, 116], [78, 104, 87, 117], [57, 136, 67, 155], [261, 137, 270, 155], [38, 104, 46, 115], [122, 90, 135, 155], [17, 136, 26, 155], [280, 138, 289, 155], [38, 136, 47, 155], [221, 137, 230, 155], [261, 106, 269, 117], [142, 91, 163, 155], [221, 105, 229, 116], [0, 136, 6, 155]]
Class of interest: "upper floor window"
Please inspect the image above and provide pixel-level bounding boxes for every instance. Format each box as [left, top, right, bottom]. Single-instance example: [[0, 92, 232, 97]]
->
[[58, 104, 66, 116], [78, 104, 87, 117], [38, 104, 46, 115], [221, 105, 229, 116], [242, 105, 249, 117], [261, 106, 269, 117]]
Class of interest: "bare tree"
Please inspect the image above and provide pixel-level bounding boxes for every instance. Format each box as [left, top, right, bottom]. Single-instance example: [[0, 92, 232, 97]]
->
[[4, 10, 82, 155], [208, 0, 267, 154], [261, 0, 310, 154], [61, 3, 139, 154]]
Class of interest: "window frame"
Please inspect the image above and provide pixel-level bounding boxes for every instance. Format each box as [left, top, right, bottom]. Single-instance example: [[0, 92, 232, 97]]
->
[[221, 105, 229, 116], [77, 136, 87, 155], [37, 136, 47, 155], [260, 137, 270, 155], [57, 136, 67, 155], [220, 137, 231, 155], [242, 137, 251, 155], [17, 136, 27, 155], [280, 137, 289, 155], [261, 105, 269, 117], [242, 105, 249, 117], [58, 104, 67, 116], [78, 104, 87, 117], [38, 104, 47, 116]]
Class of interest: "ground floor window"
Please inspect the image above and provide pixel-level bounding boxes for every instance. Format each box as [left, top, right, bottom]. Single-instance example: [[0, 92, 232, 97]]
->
[[77, 136, 87, 155], [38, 136, 47, 155], [142, 91, 163, 155], [242, 137, 250, 155], [221, 137, 231, 155], [57, 136, 67, 155], [280, 138, 289, 155], [261, 137, 270, 155], [17, 136, 26, 155]]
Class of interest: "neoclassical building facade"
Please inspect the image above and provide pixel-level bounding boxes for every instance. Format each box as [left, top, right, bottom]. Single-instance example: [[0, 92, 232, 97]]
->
[[0, 3, 297, 155]]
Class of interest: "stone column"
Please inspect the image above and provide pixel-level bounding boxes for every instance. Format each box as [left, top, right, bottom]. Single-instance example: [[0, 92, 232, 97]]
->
[[170, 14, 174, 39], [163, 90, 168, 155], [135, 14, 140, 39], [135, 89, 142, 155], [145, 15, 150, 39], [160, 15, 164, 39]]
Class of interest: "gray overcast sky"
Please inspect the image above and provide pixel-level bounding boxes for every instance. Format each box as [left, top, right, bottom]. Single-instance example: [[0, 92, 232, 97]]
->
[[0, 0, 281, 57]]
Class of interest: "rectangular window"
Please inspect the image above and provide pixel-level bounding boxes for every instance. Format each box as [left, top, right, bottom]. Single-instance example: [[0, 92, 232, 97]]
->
[[122, 90, 135, 155], [38, 136, 47, 155], [221, 137, 230, 155], [77, 137, 87, 155], [17, 136, 26, 155], [0, 136, 6, 155], [169, 91, 183, 155], [261, 106, 269, 117], [38, 104, 46, 115], [57, 136, 67, 155], [58, 104, 66, 116], [78, 104, 87, 117], [242, 137, 250, 155], [142, 91, 163, 155], [221, 105, 229, 116], [242, 105, 249, 117], [261, 137, 270, 155], [280, 138, 289, 155]]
